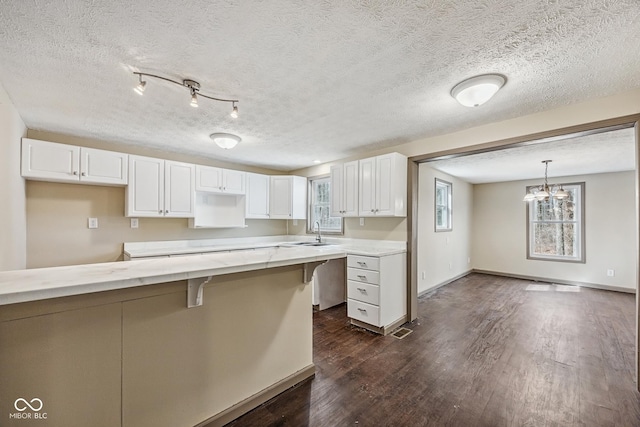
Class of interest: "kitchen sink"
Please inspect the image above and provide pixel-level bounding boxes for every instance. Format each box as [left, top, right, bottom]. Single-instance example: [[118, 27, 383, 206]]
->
[[281, 241, 334, 247]]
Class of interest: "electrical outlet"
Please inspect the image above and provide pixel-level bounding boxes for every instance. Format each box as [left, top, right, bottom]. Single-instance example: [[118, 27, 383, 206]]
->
[[88, 217, 98, 229], [421, 271, 426, 280], [293, 219, 298, 226], [360, 218, 365, 226], [130, 218, 139, 229], [449, 262, 453, 270], [607, 269, 615, 277], [467, 257, 471, 264]]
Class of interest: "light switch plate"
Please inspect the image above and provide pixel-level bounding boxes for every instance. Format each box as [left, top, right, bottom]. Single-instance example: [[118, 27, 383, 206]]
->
[[359, 218, 365, 226], [131, 218, 139, 229], [88, 217, 98, 229]]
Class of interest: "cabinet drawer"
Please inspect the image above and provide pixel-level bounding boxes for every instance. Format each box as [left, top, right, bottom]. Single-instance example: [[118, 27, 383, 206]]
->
[[347, 280, 380, 305], [347, 255, 379, 271], [347, 267, 380, 285], [348, 299, 380, 326]]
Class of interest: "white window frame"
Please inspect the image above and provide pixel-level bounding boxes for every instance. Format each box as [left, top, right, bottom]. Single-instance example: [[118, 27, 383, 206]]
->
[[307, 175, 343, 235], [435, 178, 452, 232], [526, 182, 585, 263]]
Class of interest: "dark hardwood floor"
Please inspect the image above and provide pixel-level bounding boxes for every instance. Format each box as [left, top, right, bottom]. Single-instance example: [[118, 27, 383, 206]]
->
[[225, 273, 640, 426]]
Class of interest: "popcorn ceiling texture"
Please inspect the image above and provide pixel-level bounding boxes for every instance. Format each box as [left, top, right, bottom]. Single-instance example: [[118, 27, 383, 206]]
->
[[0, 0, 639, 170]]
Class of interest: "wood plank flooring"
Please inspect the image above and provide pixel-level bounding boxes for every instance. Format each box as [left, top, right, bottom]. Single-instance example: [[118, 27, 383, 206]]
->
[[224, 273, 640, 426]]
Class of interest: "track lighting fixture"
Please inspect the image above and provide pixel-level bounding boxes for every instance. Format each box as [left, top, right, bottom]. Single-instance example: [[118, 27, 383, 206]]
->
[[132, 72, 238, 116]]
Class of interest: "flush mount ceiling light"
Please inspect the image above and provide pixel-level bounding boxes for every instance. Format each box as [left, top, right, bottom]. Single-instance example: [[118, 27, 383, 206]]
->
[[451, 74, 506, 107], [210, 133, 241, 150], [133, 72, 239, 117], [523, 160, 570, 202]]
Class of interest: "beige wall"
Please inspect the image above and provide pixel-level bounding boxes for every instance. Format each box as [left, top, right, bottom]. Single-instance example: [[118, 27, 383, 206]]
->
[[472, 171, 637, 291], [0, 86, 27, 271], [26, 181, 287, 268], [417, 165, 473, 294]]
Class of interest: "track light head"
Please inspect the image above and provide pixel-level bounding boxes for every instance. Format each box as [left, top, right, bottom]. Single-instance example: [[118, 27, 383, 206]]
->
[[134, 75, 146, 95], [190, 89, 198, 108], [230, 103, 238, 118]]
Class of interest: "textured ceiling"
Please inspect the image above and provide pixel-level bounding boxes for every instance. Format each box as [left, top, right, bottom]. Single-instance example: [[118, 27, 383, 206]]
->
[[428, 127, 636, 184], [0, 1, 639, 171]]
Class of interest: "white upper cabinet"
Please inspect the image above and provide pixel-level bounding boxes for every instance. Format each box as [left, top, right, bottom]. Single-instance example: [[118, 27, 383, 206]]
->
[[269, 175, 307, 219], [330, 160, 359, 217], [21, 138, 127, 185], [245, 172, 270, 219], [358, 152, 407, 217], [126, 155, 195, 218], [195, 165, 245, 195]]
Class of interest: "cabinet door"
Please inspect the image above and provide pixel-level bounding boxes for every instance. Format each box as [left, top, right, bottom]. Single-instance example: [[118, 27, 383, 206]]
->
[[290, 176, 307, 219], [165, 161, 195, 217], [21, 138, 80, 182], [358, 157, 376, 216], [269, 176, 292, 219], [80, 147, 128, 185], [195, 165, 223, 193], [222, 169, 246, 195], [343, 160, 359, 217], [246, 173, 270, 218], [126, 155, 164, 217], [330, 164, 344, 217], [375, 154, 394, 216]]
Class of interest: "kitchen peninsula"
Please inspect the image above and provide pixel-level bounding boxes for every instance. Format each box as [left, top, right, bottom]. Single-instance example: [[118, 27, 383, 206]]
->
[[0, 245, 345, 427]]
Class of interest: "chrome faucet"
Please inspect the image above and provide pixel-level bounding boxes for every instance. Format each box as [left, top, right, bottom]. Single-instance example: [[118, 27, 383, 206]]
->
[[314, 220, 322, 243]]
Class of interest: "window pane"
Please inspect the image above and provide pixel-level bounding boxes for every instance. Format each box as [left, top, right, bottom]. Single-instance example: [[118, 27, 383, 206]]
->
[[309, 176, 342, 233], [532, 223, 576, 257]]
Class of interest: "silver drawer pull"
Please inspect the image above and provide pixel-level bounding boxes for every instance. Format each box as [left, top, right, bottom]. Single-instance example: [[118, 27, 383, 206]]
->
[[357, 275, 367, 280], [357, 287, 367, 293], [357, 308, 367, 313], [357, 261, 367, 266]]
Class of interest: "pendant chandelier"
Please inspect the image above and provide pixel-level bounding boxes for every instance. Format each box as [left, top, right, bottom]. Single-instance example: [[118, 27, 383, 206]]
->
[[523, 160, 570, 202]]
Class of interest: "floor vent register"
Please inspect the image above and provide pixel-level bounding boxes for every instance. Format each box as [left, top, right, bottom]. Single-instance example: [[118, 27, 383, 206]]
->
[[391, 327, 413, 339]]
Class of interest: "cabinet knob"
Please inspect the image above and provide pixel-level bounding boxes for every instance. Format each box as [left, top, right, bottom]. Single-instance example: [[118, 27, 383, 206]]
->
[[370, 209, 374, 213], [81, 172, 86, 176], [165, 210, 168, 214], [159, 210, 163, 214], [73, 171, 78, 175]]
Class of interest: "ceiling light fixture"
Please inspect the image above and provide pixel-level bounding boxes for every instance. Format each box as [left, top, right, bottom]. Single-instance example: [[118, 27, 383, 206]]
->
[[210, 133, 241, 150], [132, 72, 238, 116], [523, 160, 570, 202], [451, 74, 505, 107]]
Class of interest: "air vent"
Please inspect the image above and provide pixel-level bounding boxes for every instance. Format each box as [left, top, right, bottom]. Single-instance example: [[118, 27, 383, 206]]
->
[[391, 327, 413, 339]]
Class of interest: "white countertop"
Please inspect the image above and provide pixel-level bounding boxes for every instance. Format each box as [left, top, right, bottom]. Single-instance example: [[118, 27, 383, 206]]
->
[[124, 236, 407, 259], [0, 245, 346, 306]]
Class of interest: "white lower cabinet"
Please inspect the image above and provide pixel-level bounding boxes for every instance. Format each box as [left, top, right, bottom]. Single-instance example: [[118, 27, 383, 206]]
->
[[346, 252, 406, 334]]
